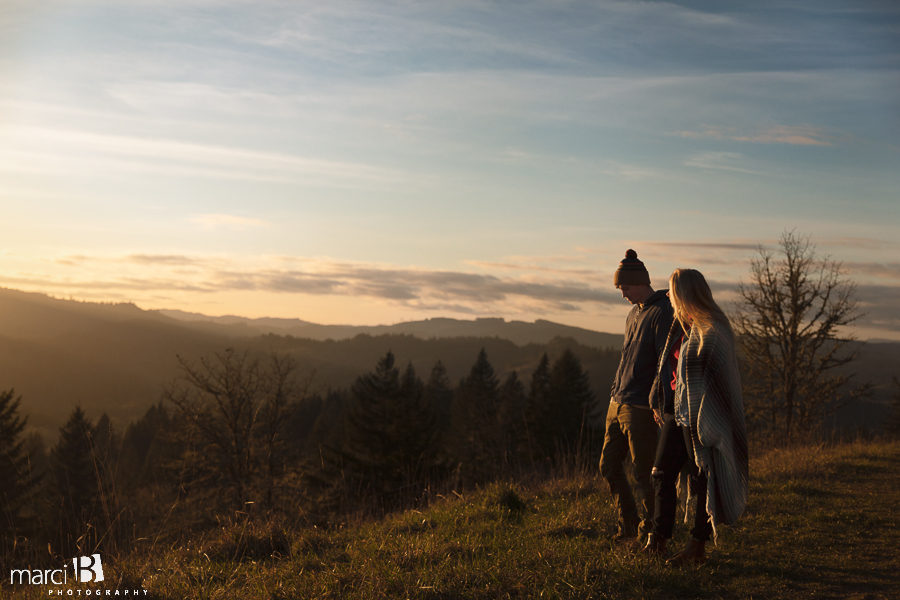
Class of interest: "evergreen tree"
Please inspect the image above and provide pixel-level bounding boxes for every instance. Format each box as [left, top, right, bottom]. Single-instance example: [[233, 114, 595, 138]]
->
[[548, 349, 595, 463], [344, 353, 439, 507], [450, 348, 501, 484], [345, 351, 402, 496], [524, 354, 554, 461], [0, 389, 35, 543], [92, 414, 120, 484], [120, 403, 172, 489], [51, 407, 100, 553], [397, 362, 439, 483], [424, 360, 453, 429], [497, 371, 527, 470]]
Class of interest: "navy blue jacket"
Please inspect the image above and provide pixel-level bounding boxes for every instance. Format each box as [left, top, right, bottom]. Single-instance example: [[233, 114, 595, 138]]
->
[[610, 289, 674, 409]]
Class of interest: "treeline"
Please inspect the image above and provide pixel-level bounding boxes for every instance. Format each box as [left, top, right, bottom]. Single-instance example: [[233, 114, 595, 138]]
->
[[0, 345, 603, 564]]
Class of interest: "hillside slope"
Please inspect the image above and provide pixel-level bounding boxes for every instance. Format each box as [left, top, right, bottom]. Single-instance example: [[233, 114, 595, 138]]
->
[[7, 439, 893, 599]]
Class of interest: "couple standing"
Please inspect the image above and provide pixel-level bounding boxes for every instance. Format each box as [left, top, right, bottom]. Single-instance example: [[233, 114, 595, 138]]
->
[[599, 250, 748, 565]]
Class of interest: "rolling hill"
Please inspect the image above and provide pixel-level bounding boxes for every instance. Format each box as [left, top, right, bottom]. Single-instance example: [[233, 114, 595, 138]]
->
[[1, 287, 896, 443], [0, 288, 622, 439]]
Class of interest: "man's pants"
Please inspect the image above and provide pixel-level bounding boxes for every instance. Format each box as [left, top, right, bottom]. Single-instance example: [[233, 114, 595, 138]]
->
[[650, 413, 712, 541], [599, 400, 658, 537]]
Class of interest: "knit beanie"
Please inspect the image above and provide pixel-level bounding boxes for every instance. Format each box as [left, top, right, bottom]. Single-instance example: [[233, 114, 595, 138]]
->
[[614, 249, 650, 287]]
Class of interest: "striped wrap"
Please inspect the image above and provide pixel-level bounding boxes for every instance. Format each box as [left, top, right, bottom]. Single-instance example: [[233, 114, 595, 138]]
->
[[653, 319, 749, 535]]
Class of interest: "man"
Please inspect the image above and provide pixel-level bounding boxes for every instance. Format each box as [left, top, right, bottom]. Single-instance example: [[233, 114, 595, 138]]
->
[[598, 249, 674, 544]]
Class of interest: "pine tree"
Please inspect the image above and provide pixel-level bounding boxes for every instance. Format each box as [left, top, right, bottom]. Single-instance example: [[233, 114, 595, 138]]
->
[[345, 351, 402, 498], [344, 353, 439, 507], [450, 348, 501, 484], [548, 349, 596, 464], [396, 362, 439, 486], [497, 371, 527, 470], [524, 354, 554, 461], [0, 389, 35, 543], [51, 407, 100, 553], [424, 360, 453, 429], [120, 403, 172, 489]]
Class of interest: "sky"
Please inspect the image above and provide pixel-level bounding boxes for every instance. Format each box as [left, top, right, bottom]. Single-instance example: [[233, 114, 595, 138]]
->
[[1, 0, 898, 339]]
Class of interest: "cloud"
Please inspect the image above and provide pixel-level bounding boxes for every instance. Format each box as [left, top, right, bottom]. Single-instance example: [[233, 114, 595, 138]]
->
[[733, 126, 833, 147], [0, 125, 410, 189], [644, 241, 765, 251], [6, 254, 623, 312], [683, 151, 760, 175], [127, 254, 205, 265], [7, 251, 899, 336], [847, 284, 900, 333], [841, 262, 900, 282], [598, 161, 666, 182], [465, 260, 597, 278], [821, 237, 899, 251], [674, 125, 834, 146]]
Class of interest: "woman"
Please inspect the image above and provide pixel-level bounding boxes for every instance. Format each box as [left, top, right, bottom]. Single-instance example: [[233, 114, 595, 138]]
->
[[641, 268, 748, 565]]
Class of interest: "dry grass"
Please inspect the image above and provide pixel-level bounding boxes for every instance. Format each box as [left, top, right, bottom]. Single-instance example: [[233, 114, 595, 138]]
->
[[3, 439, 898, 599]]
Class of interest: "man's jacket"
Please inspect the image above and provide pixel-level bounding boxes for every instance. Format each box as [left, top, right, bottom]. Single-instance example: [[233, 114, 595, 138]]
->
[[609, 289, 674, 409]]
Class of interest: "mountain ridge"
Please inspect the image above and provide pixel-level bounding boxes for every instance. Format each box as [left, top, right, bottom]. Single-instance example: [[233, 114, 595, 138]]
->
[[1, 287, 895, 442], [0, 288, 623, 438], [155, 307, 623, 348]]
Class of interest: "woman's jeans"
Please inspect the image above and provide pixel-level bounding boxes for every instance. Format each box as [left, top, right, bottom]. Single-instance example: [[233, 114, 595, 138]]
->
[[651, 413, 712, 541]]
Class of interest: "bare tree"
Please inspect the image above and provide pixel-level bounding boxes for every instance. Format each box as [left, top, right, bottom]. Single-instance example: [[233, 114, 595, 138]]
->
[[166, 349, 306, 508], [736, 231, 866, 442]]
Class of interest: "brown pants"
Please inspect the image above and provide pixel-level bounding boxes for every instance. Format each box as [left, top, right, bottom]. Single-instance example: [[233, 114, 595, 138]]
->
[[599, 400, 658, 536]]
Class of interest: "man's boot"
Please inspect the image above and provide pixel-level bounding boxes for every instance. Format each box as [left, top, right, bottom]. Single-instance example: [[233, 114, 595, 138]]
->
[[640, 532, 667, 557], [612, 521, 638, 545], [665, 538, 706, 566]]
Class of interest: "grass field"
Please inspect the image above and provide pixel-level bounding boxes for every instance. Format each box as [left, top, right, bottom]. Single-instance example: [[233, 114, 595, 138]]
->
[[5, 439, 898, 599]]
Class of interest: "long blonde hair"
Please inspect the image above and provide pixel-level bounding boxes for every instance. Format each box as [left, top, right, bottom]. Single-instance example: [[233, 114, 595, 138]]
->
[[668, 268, 733, 339]]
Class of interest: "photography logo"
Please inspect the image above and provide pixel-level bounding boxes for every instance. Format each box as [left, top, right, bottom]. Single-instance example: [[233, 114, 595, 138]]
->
[[9, 552, 146, 595], [73, 553, 104, 583], [9, 553, 107, 586]]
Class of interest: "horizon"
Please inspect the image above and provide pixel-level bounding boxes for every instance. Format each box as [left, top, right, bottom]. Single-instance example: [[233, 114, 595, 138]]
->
[[1, 2, 898, 340], [7, 285, 900, 344]]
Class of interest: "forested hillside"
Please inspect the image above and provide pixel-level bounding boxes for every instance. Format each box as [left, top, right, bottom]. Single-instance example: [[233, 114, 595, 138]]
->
[[0, 288, 621, 439]]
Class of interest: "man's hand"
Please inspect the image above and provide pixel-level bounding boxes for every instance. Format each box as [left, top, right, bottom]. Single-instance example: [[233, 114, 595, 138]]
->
[[652, 408, 663, 427]]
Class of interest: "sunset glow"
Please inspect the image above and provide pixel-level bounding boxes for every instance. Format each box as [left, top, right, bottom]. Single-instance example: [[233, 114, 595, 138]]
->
[[1, 1, 898, 338]]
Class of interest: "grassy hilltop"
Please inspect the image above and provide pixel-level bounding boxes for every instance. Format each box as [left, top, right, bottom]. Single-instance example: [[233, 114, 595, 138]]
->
[[7, 439, 897, 599]]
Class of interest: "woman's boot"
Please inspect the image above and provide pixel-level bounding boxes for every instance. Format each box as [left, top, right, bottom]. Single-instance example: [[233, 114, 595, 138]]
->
[[665, 538, 706, 566], [640, 532, 667, 557]]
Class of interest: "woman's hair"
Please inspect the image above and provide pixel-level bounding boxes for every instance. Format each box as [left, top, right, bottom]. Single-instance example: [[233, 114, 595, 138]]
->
[[668, 268, 733, 338]]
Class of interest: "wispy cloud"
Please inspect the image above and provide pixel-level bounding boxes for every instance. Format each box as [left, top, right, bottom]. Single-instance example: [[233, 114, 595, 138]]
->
[[0, 125, 410, 189], [854, 284, 900, 332], [645, 241, 765, 251], [466, 260, 597, 278], [674, 125, 834, 146], [126, 254, 205, 266], [14, 254, 622, 312], [683, 151, 760, 175], [821, 237, 899, 251], [842, 262, 900, 282]]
